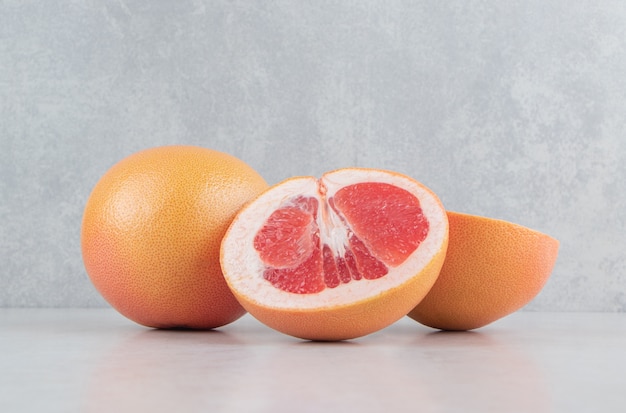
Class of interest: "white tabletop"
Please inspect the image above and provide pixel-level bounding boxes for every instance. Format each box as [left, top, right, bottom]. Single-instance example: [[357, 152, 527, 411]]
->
[[1, 308, 625, 412]]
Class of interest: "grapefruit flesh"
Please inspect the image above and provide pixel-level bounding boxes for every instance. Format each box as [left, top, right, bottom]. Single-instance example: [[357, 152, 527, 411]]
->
[[253, 182, 429, 294], [408, 211, 559, 331], [221, 168, 449, 341]]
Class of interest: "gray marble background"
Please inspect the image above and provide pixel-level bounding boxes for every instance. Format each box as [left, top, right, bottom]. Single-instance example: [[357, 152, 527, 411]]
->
[[2, 1, 625, 311]]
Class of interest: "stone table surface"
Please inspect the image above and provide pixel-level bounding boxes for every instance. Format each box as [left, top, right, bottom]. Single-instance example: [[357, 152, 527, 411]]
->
[[1, 308, 625, 412]]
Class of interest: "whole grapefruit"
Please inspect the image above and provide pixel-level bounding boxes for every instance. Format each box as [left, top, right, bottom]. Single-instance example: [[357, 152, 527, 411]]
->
[[81, 145, 268, 329]]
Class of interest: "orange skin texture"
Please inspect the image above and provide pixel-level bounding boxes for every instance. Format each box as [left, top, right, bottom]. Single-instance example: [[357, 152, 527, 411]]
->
[[81, 145, 268, 329], [408, 211, 560, 331]]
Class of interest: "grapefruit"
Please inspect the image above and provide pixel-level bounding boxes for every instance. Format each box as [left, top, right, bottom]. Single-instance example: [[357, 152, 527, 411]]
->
[[408, 211, 559, 331], [220, 168, 449, 341], [81, 145, 268, 329]]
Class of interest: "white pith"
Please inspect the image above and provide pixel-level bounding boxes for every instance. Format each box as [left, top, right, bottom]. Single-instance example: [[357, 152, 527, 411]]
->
[[317, 195, 349, 256], [221, 168, 447, 310]]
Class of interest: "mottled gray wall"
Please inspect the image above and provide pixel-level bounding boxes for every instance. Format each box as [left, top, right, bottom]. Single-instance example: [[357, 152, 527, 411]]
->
[[2, 1, 626, 310]]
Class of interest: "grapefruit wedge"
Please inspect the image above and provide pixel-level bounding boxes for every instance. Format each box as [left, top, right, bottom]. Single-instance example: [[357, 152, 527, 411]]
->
[[220, 168, 449, 341]]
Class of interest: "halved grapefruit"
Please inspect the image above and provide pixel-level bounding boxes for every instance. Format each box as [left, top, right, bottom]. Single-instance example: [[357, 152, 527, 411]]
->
[[220, 168, 449, 341], [408, 211, 560, 331]]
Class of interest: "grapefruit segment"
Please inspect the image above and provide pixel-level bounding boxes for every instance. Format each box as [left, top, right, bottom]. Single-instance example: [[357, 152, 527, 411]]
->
[[347, 234, 388, 280], [253, 203, 318, 269], [332, 182, 429, 266], [220, 168, 449, 341]]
